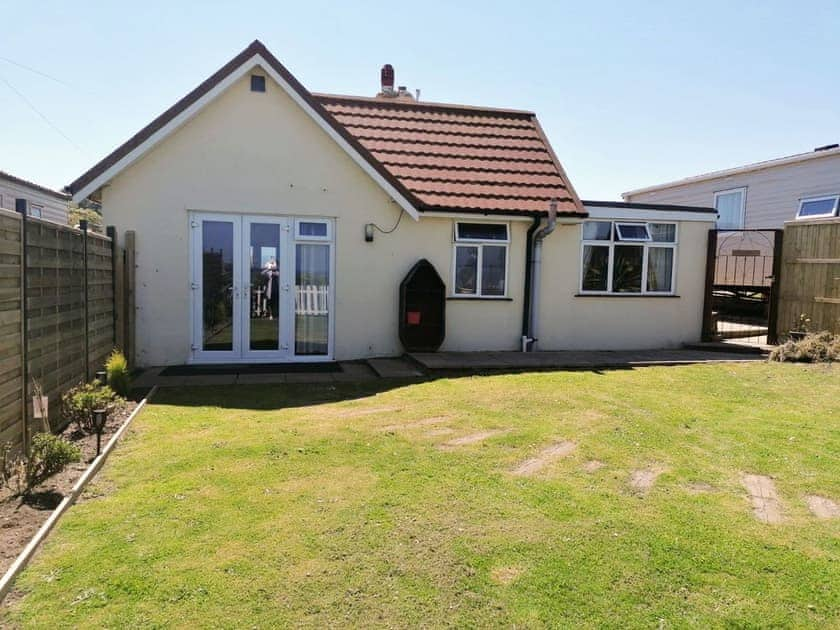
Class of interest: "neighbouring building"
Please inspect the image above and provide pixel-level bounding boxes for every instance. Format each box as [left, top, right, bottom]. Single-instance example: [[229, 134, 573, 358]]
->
[[66, 40, 715, 367], [623, 144, 840, 229], [0, 170, 69, 224]]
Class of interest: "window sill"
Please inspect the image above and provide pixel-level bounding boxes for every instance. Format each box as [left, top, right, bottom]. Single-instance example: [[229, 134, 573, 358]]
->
[[575, 293, 680, 298], [447, 296, 513, 301]]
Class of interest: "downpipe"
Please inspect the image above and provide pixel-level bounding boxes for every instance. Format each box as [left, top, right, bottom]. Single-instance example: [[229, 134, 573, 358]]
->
[[525, 200, 558, 352]]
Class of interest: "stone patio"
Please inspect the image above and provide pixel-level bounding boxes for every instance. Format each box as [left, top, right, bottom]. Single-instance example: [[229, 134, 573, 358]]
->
[[132, 348, 765, 388]]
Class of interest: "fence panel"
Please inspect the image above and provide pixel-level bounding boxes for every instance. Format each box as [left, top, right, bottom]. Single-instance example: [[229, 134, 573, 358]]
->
[[0, 209, 120, 450], [777, 218, 840, 337], [0, 209, 22, 446]]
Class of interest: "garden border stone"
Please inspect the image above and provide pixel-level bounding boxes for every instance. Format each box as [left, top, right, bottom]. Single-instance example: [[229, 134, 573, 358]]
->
[[0, 386, 158, 602]]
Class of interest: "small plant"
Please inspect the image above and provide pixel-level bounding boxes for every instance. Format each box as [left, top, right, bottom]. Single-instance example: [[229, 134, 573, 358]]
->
[[1, 435, 80, 494], [793, 313, 812, 334], [61, 381, 122, 434], [105, 349, 131, 397], [770, 331, 840, 363], [1, 441, 14, 488], [27, 433, 81, 486]]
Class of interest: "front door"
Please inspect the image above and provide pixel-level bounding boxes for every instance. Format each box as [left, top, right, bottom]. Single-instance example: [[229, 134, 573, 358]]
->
[[190, 213, 333, 362]]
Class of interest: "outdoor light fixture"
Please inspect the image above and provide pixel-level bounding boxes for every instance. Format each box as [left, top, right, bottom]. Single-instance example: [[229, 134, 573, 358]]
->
[[364, 223, 374, 242], [93, 408, 107, 456], [95, 370, 107, 385]]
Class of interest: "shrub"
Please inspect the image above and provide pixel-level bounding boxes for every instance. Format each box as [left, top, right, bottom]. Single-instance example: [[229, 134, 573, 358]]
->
[[105, 349, 131, 396], [770, 331, 840, 363], [61, 381, 121, 433], [27, 433, 81, 486]]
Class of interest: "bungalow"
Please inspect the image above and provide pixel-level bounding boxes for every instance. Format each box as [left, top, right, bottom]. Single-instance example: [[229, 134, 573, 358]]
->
[[66, 41, 716, 366]]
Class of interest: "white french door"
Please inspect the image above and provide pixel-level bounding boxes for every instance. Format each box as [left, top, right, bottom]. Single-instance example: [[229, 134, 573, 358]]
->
[[190, 213, 333, 363]]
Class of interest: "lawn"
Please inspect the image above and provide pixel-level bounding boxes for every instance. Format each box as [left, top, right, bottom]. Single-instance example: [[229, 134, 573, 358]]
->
[[4, 363, 839, 628]]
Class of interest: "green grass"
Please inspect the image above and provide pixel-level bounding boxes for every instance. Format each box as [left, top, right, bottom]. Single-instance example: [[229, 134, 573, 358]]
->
[[5, 363, 839, 628]]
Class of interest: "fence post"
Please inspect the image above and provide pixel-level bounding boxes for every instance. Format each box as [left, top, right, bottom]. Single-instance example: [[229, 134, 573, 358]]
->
[[15, 199, 29, 454], [124, 231, 136, 368], [80, 220, 90, 381], [701, 229, 718, 342], [766, 229, 784, 345], [106, 226, 118, 350]]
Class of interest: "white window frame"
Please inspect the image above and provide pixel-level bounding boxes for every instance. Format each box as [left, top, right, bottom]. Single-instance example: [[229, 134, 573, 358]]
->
[[29, 204, 43, 219], [614, 222, 652, 242], [796, 194, 839, 220], [452, 221, 510, 298], [579, 220, 678, 295], [294, 218, 332, 241], [713, 187, 746, 229]]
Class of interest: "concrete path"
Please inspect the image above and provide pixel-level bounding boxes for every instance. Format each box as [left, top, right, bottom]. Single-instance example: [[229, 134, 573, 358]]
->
[[134, 348, 765, 388], [408, 349, 765, 371]]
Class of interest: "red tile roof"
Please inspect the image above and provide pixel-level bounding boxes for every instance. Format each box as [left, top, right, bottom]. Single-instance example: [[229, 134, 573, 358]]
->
[[67, 40, 583, 217], [315, 94, 583, 216]]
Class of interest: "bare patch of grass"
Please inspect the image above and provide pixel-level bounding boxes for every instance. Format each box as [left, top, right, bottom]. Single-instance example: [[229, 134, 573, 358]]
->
[[741, 474, 784, 523], [511, 441, 577, 476], [805, 495, 839, 519]]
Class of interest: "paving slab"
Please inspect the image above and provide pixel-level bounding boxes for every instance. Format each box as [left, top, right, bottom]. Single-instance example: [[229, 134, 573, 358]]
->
[[284, 372, 336, 383], [236, 373, 288, 384], [367, 357, 424, 378], [334, 362, 378, 381]]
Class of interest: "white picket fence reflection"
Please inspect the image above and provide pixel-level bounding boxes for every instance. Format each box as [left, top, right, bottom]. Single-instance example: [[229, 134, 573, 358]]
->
[[295, 284, 329, 315]]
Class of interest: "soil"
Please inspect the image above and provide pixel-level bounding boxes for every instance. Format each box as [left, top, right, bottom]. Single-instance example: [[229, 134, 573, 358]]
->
[[0, 400, 138, 576]]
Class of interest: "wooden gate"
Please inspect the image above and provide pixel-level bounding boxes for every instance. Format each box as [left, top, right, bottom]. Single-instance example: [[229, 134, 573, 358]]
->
[[701, 229, 783, 345]]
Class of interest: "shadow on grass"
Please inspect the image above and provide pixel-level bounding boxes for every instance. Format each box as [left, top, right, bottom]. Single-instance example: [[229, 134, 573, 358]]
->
[[147, 364, 640, 411]]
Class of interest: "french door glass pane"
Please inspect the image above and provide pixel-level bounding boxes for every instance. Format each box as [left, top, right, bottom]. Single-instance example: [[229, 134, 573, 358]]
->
[[481, 245, 506, 295], [249, 223, 281, 350], [295, 243, 330, 355], [202, 221, 234, 351], [612, 245, 643, 293]]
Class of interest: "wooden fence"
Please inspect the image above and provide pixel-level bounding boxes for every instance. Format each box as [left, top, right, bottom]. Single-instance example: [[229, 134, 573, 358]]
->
[[777, 217, 840, 337], [0, 206, 134, 451]]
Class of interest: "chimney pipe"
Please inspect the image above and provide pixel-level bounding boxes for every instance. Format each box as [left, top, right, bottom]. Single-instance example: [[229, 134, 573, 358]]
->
[[381, 64, 394, 95]]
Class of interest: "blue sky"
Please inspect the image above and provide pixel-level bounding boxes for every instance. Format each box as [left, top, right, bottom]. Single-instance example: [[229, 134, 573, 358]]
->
[[2, 1, 838, 199]]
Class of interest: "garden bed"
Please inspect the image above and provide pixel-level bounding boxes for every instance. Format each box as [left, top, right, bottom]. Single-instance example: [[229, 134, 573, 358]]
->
[[0, 399, 139, 576]]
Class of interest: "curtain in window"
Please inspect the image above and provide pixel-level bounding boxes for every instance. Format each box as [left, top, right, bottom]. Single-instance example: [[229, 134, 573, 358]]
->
[[647, 247, 674, 292], [295, 244, 330, 355], [481, 245, 506, 295]]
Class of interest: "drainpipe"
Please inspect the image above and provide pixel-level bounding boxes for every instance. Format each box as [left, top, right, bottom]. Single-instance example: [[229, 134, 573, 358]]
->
[[521, 214, 541, 352], [525, 200, 558, 352]]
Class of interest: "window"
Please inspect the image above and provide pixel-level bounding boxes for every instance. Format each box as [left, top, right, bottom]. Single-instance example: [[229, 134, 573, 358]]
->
[[714, 187, 746, 229], [796, 195, 839, 219], [580, 221, 677, 295], [614, 223, 651, 242], [250, 75, 266, 92], [29, 205, 42, 219], [453, 222, 509, 297], [295, 219, 331, 240]]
